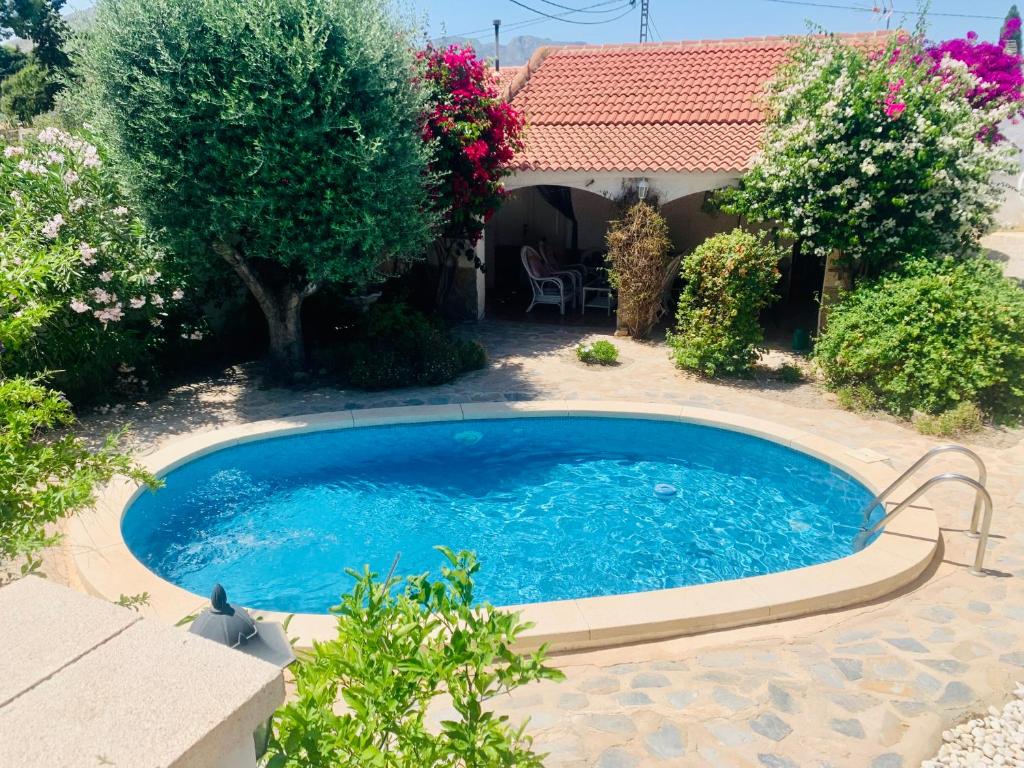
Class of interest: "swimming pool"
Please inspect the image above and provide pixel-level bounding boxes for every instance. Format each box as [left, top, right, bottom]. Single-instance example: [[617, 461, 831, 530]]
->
[[122, 415, 880, 614]]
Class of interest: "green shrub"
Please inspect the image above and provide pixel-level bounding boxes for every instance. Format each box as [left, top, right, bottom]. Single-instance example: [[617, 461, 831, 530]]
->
[[777, 363, 804, 383], [348, 301, 483, 390], [835, 384, 879, 412], [815, 258, 1024, 419], [0, 126, 194, 403], [0, 376, 155, 579], [84, 0, 434, 371], [605, 202, 672, 339], [0, 61, 55, 121], [668, 229, 781, 377], [576, 340, 619, 365], [913, 401, 984, 437], [267, 548, 564, 767], [455, 338, 487, 371]]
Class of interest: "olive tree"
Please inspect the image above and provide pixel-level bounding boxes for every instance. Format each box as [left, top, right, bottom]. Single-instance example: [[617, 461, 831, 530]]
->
[[84, 0, 435, 371]]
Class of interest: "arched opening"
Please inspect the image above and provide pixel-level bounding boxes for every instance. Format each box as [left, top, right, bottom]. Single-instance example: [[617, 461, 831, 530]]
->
[[483, 185, 617, 319]]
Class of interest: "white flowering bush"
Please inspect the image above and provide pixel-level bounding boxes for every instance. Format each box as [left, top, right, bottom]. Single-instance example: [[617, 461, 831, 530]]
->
[[0, 126, 195, 402], [728, 32, 1018, 273]]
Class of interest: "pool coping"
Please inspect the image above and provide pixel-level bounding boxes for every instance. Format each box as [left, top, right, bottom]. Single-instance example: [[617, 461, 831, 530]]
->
[[69, 401, 940, 652]]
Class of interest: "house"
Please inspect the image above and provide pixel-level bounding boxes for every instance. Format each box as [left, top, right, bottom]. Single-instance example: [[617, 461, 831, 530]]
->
[[459, 33, 887, 318]]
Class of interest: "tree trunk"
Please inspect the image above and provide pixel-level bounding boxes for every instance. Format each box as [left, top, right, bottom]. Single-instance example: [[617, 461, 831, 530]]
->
[[215, 242, 318, 375]]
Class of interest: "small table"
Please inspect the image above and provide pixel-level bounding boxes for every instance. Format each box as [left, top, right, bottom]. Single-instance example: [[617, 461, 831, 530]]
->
[[582, 285, 614, 315]]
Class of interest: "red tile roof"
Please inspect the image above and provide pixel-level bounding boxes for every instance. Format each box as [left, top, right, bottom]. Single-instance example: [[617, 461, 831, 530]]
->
[[509, 33, 889, 173]]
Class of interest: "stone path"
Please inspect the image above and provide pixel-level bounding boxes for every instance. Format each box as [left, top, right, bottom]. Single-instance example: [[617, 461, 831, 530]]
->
[[74, 320, 1024, 767]]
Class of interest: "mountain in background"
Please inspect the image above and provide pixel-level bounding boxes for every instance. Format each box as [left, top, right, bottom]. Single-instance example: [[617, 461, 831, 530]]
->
[[433, 34, 583, 67]]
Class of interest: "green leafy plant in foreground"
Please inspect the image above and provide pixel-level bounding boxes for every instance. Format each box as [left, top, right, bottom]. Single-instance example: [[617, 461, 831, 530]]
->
[[0, 375, 156, 579], [267, 548, 564, 768], [576, 340, 619, 366]]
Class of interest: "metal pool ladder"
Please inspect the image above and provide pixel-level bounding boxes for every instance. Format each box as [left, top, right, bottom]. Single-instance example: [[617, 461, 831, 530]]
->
[[853, 444, 994, 576]]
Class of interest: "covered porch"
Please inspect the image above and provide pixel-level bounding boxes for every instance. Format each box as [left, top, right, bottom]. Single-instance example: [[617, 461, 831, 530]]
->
[[473, 169, 742, 323]]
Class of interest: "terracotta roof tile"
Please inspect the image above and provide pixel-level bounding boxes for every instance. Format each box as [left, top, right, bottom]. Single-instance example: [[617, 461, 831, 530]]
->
[[510, 33, 890, 173]]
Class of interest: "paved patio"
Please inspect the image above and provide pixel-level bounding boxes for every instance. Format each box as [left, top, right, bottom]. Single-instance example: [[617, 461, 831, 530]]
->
[[72, 320, 1024, 768]]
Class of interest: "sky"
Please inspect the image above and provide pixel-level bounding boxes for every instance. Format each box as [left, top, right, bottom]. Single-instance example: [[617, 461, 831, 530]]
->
[[62, 1, 1018, 45], [408, 0, 1015, 45]]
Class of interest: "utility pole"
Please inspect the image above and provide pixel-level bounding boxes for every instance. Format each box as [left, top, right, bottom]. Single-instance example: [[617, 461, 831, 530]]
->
[[639, 0, 650, 43], [493, 19, 501, 72]]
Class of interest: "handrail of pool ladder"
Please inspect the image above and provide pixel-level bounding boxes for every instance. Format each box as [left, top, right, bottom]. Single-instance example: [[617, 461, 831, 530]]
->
[[854, 472, 994, 576], [857, 444, 988, 537]]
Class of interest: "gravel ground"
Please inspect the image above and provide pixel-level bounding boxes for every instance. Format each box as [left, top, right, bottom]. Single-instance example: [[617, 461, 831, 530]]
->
[[923, 684, 1024, 767]]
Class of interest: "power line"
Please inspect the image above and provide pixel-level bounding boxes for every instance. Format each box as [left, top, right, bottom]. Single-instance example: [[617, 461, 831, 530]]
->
[[506, 0, 638, 25], [530, 0, 634, 13], [762, 0, 1003, 21], [448, 0, 632, 37]]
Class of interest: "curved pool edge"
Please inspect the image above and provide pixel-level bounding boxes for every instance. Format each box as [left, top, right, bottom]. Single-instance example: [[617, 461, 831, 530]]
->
[[68, 400, 939, 652]]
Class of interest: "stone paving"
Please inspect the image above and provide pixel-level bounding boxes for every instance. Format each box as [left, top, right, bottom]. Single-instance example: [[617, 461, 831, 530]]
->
[[72, 320, 1024, 768]]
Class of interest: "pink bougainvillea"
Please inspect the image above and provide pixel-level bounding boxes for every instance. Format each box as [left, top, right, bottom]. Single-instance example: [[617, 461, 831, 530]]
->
[[417, 44, 524, 246], [927, 20, 1024, 130]]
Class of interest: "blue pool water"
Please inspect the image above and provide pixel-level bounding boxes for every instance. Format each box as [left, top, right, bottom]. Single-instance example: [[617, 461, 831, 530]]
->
[[122, 417, 878, 612]]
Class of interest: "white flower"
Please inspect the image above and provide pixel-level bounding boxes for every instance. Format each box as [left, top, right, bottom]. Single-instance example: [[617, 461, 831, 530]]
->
[[99, 271, 113, 282], [70, 298, 90, 313], [69, 197, 87, 212], [9, 190, 22, 204], [91, 287, 110, 303], [112, 205, 128, 216], [44, 150, 65, 165], [171, 288, 184, 301], [150, 317, 163, 328], [188, 330, 204, 341], [146, 272, 161, 285], [3, 145, 24, 158], [859, 158, 878, 177], [150, 294, 164, 307], [62, 170, 79, 185], [41, 214, 65, 239], [129, 296, 146, 309]]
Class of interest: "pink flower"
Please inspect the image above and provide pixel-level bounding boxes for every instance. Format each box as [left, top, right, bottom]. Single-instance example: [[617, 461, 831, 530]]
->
[[94, 305, 125, 324], [69, 197, 87, 212], [130, 296, 146, 309], [171, 288, 184, 301], [90, 287, 110, 303], [41, 214, 65, 239], [3, 145, 24, 158], [62, 170, 80, 185], [150, 294, 164, 307], [884, 101, 906, 119], [99, 271, 113, 282], [79, 242, 97, 266], [70, 298, 89, 313]]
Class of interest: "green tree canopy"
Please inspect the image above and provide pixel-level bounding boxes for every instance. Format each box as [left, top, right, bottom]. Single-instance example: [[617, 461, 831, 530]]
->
[[1004, 5, 1022, 52], [83, 0, 435, 371], [0, 0, 70, 70]]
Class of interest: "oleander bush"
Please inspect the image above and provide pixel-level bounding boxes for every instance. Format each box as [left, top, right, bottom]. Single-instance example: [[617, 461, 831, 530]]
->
[[576, 340, 619, 365], [0, 126, 194, 403], [267, 548, 564, 768], [815, 258, 1024, 420], [668, 229, 781, 377]]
